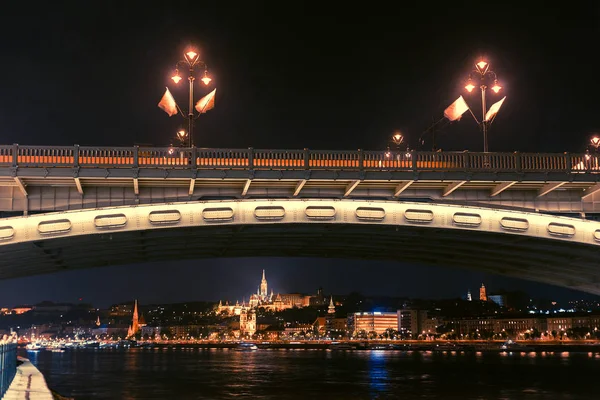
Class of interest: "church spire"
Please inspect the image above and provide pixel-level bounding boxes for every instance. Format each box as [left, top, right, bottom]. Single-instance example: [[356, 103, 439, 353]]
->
[[328, 296, 335, 314], [130, 299, 140, 337], [260, 269, 268, 297]]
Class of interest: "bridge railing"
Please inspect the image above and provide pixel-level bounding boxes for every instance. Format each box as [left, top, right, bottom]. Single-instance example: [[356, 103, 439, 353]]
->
[[0, 342, 17, 398], [1, 145, 600, 173]]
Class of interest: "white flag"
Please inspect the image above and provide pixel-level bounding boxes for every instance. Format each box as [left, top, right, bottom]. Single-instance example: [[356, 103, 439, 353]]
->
[[444, 96, 469, 121], [195, 88, 216, 113], [158, 87, 178, 117], [484, 96, 506, 122]]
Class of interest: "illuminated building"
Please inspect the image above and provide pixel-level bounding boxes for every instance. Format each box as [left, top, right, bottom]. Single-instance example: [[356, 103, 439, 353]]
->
[[10, 306, 33, 315], [239, 308, 256, 337], [325, 296, 335, 334], [217, 270, 303, 315], [488, 294, 506, 307], [467, 290, 472, 301], [351, 312, 398, 336], [480, 284, 487, 301], [127, 299, 141, 338], [398, 309, 435, 337]]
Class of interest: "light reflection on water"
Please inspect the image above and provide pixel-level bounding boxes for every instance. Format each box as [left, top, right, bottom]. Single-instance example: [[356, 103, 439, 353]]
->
[[18, 347, 600, 400]]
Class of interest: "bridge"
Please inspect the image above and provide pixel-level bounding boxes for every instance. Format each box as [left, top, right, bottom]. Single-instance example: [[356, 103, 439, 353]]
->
[[1, 144, 600, 294]]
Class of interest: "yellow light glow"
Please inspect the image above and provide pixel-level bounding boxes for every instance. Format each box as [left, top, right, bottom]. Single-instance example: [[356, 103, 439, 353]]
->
[[465, 83, 476, 92], [171, 74, 182, 84], [491, 82, 502, 93], [392, 133, 403, 144], [476, 61, 488, 71], [177, 130, 187, 139], [591, 136, 600, 148], [185, 51, 198, 61], [201, 73, 212, 86]]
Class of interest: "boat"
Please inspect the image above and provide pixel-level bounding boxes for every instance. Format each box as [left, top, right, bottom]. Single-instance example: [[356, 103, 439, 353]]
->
[[235, 342, 258, 351], [328, 343, 355, 350], [26, 342, 42, 351], [500, 340, 535, 352]]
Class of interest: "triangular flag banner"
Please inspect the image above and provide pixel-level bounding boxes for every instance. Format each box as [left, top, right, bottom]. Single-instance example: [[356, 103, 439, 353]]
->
[[158, 87, 178, 117], [484, 96, 506, 122], [443, 95, 469, 121], [195, 88, 216, 113]]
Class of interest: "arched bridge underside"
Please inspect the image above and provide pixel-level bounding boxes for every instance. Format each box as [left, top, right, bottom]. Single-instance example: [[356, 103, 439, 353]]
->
[[1, 199, 599, 294]]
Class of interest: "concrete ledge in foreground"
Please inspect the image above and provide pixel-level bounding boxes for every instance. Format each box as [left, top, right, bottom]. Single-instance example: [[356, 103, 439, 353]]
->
[[1, 357, 53, 400]]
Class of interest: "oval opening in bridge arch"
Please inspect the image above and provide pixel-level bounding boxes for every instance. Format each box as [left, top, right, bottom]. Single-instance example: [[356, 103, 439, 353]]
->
[[38, 219, 72, 235], [404, 209, 434, 223], [547, 222, 576, 237], [149, 210, 181, 225], [500, 217, 529, 232], [453, 212, 482, 227], [305, 206, 336, 220], [254, 206, 285, 221], [203, 207, 234, 221], [594, 230, 600, 242], [94, 213, 128, 229], [0, 226, 14, 240], [356, 207, 386, 221]]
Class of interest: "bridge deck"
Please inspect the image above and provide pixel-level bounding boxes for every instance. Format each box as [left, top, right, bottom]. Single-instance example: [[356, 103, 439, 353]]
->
[[1, 145, 600, 215]]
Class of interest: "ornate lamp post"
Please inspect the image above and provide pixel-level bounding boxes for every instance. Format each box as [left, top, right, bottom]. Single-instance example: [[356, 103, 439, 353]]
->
[[464, 60, 502, 153], [170, 49, 212, 147]]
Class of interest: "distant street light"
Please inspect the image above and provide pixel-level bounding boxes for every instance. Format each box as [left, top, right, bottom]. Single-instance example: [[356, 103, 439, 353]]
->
[[590, 136, 600, 150], [464, 59, 504, 153], [162, 48, 213, 147], [385, 132, 411, 159]]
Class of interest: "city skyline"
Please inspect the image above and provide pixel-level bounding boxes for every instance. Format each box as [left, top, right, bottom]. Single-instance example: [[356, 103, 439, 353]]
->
[[0, 4, 599, 307], [1, 260, 599, 309]]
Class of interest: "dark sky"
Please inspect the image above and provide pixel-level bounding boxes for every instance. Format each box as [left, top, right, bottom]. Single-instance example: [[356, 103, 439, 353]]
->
[[0, 2, 599, 308]]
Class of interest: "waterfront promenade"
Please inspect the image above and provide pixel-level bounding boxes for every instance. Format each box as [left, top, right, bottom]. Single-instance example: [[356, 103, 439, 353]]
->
[[1, 357, 53, 400]]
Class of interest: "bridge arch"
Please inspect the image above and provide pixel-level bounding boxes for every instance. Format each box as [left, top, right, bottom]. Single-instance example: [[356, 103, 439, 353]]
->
[[1, 199, 599, 294]]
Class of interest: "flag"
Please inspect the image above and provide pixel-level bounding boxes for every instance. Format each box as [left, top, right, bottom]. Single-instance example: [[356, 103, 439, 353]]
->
[[158, 87, 178, 117], [484, 96, 506, 122], [444, 95, 469, 121], [195, 88, 216, 113]]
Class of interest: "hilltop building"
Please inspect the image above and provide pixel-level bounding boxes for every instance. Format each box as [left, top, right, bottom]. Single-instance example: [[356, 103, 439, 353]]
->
[[480, 284, 487, 301], [217, 270, 310, 315]]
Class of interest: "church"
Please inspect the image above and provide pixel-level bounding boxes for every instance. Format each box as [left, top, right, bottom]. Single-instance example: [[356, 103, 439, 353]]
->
[[217, 270, 302, 316], [126, 300, 146, 338]]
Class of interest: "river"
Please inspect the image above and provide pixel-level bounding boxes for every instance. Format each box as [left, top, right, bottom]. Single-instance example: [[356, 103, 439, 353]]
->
[[19, 347, 600, 399]]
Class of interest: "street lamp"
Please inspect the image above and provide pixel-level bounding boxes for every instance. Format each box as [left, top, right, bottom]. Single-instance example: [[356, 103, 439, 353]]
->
[[170, 48, 212, 147], [385, 132, 411, 159], [176, 129, 188, 146], [590, 136, 600, 151], [464, 59, 503, 153]]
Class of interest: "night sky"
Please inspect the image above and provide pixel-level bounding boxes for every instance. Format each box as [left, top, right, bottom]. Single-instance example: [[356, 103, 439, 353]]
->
[[0, 2, 599, 308]]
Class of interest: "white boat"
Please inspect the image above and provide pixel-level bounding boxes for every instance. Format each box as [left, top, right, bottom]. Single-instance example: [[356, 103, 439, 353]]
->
[[235, 343, 258, 351], [26, 342, 42, 351]]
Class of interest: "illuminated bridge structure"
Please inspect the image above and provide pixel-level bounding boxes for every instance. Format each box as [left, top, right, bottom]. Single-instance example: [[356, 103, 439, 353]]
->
[[1, 144, 600, 294]]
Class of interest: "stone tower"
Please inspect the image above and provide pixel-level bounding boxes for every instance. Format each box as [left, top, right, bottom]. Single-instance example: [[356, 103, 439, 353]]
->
[[260, 269, 268, 299]]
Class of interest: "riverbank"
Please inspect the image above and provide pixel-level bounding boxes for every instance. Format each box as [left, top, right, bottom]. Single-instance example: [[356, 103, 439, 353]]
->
[[127, 340, 600, 352]]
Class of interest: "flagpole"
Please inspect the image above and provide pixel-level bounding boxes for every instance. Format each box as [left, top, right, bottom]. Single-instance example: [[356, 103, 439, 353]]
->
[[481, 83, 488, 153], [188, 67, 195, 148]]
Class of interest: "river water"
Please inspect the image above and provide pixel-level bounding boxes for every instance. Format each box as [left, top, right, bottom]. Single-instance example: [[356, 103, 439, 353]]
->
[[19, 347, 600, 399]]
